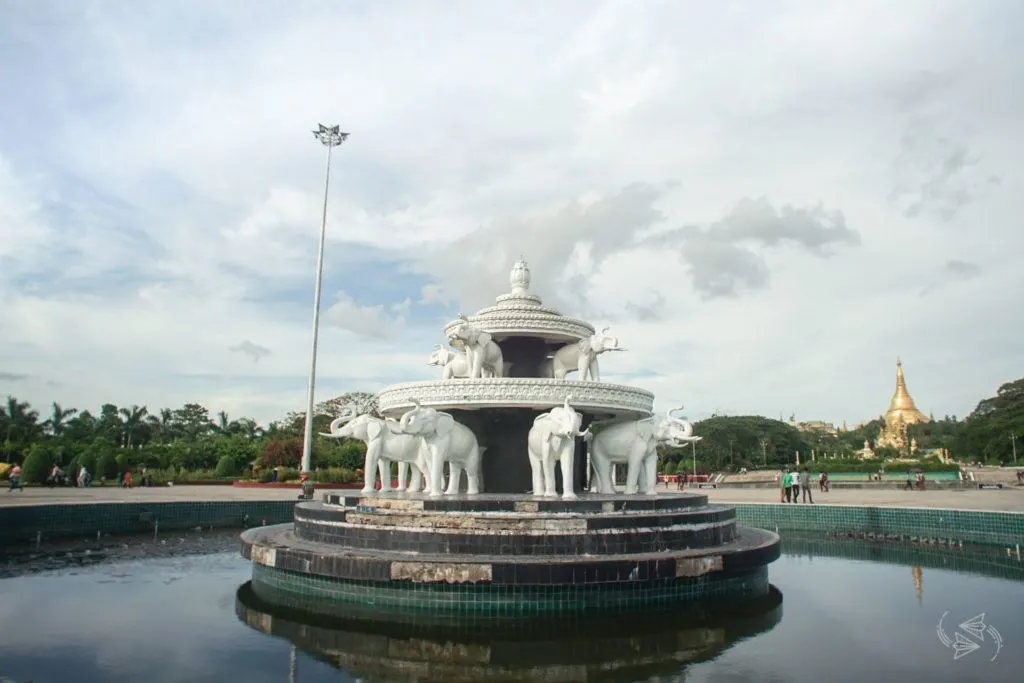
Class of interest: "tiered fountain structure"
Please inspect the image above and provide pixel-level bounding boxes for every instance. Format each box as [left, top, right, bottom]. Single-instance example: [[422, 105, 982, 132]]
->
[[241, 260, 779, 622]]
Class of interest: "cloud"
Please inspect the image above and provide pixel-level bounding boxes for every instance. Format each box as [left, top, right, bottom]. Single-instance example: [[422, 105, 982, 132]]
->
[[322, 292, 406, 339], [918, 259, 983, 297], [0, 371, 29, 381], [645, 197, 858, 300], [228, 340, 271, 363], [0, 1, 1022, 428], [888, 116, 1002, 221], [942, 260, 982, 279]]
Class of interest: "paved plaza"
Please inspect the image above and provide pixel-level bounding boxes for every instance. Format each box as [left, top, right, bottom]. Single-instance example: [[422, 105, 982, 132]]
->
[[1, 484, 1021, 512]]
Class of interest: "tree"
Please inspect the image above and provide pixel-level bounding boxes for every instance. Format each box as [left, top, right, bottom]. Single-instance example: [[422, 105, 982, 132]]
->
[[955, 377, 1024, 464], [174, 403, 215, 440], [45, 402, 78, 437], [119, 405, 149, 448]]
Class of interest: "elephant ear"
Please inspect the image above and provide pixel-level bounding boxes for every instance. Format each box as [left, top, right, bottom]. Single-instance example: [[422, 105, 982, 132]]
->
[[476, 330, 492, 347], [578, 337, 592, 354], [435, 413, 456, 436], [366, 419, 383, 440]]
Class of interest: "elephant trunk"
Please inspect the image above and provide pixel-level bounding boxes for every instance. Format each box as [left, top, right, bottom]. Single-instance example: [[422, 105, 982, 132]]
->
[[320, 408, 356, 437]]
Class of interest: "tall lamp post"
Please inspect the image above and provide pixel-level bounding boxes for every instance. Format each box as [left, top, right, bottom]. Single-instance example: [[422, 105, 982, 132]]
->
[[300, 124, 349, 476], [1012, 432, 1018, 465]]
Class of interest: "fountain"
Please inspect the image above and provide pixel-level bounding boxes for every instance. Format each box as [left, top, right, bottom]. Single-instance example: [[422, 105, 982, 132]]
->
[[241, 260, 780, 622]]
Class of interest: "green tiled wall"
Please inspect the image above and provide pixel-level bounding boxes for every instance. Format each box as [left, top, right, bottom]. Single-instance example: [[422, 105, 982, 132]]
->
[[250, 563, 770, 621], [3, 500, 1022, 548], [734, 504, 1024, 547], [0, 501, 296, 546], [782, 533, 1024, 581]]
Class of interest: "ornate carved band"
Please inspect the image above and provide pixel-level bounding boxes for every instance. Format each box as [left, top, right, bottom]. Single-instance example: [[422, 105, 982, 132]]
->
[[377, 378, 655, 417], [441, 313, 596, 342]]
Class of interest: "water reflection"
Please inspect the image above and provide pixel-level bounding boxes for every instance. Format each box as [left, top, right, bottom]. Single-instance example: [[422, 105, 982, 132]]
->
[[235, 583, 783, 682]]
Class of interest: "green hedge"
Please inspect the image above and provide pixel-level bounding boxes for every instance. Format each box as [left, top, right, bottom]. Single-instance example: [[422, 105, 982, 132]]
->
[[796, 460, 959, 473]]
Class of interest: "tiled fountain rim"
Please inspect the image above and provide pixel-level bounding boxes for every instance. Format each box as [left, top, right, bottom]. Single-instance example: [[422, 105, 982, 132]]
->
[[1, 499, 1022, 545]]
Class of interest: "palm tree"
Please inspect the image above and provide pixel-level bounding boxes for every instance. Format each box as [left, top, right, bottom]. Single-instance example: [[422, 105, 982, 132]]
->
[[45, 402, 78, 437], [3, 396, 40, 445], [119, 405, 149, 448], [146, 408, 177, 443], [217, 411, 239, 436]]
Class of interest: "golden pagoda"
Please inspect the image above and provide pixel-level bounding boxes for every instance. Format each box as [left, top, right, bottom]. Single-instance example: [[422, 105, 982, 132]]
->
[[876, 357, 930, 451]]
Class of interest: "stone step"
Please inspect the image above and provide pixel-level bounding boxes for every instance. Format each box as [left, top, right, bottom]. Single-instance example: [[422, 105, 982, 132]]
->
[[322, 491, 708, 515], [242, 524, 779, 587], [294, 501, 737, 556]]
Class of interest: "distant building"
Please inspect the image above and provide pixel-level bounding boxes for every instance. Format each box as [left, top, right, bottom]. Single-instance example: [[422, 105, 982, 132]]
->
[[876, 358, 930, 452], [787, 414, 839, 435]]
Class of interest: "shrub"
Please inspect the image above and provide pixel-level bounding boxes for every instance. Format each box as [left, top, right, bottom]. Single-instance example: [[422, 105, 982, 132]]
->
[[0, 462, 11, 481], [310, 467, 359, 484], [661, 460, 677, 475], [97, 452, 119, 480], [175, 468, 219, 483], [263, 438, 302, 468], [21, 445, 53, 484], [215, 455, 239, 478], [258, 469, 275, 483], [276, 466, 300, 482]]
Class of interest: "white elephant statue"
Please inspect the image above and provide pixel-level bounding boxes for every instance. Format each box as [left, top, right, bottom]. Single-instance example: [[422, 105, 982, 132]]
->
[[428, 345, 472, 379], [540, 327, 625, 381], [319, 408, 428, 494], [395, 398, 485, 497], [428, 345, 512, 379], [527, 395, 591, 499], [447, 314, 504, 379], [589, 406, 699, 495]]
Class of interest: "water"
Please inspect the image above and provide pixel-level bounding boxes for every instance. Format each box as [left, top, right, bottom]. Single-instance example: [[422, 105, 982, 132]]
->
[[0, 533, 1022, 683]]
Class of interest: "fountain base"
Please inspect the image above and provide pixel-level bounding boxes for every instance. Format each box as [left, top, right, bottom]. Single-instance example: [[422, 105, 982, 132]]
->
[[241, 492, 780, 623]]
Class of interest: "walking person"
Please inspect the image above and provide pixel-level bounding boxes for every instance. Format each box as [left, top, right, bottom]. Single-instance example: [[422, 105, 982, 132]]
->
[[790, 469, 800, 504], [801, 467, 813, 504], [780, 469, 790, 503], [8, 464, 23, 491]]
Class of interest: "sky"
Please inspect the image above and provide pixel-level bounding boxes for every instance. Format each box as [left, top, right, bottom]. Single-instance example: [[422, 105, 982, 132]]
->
[[1, 0, 1021, 427]]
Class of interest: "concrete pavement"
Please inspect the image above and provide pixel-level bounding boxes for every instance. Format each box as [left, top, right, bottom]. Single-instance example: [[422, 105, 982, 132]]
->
[[1, 483, 1022, 512]]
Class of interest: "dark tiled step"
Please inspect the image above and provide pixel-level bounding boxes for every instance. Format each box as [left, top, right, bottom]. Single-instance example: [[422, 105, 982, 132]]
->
[[241, 524, 780, 587]]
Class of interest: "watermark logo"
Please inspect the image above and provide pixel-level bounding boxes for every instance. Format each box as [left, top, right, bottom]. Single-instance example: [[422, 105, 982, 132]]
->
[[937, 612, 1003, 662]]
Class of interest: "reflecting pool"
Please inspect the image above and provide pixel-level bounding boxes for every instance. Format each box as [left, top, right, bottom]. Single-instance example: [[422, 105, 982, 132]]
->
[[0, 532, 1022, 682]]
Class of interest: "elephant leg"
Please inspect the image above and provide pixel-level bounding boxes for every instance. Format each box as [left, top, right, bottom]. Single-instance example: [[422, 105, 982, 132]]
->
[[428, 445, 445, 497], [590, 450, 613, 494], [378, 458, 393, 492], [577, 354, 590, 381], [448, 462, 464, 493], [542, 440, 557, 497], [528, 450, 544, 496], [561, 446, 577, 499], [589, 358, 600, 382], [624, 444, 647, 495], [464, 452, 481, 495], [554, 365, 568, 380], [395, 461, 409, 491], [362, 442, 381, 494], [642, 451, 658, 495], [407, 463, 424, 493]]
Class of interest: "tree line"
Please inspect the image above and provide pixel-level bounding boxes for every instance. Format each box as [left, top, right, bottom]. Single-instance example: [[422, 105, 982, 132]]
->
[[661, 377, 1024, 473], [0, 393, 378, 486], [2, 377, 1021, 485]]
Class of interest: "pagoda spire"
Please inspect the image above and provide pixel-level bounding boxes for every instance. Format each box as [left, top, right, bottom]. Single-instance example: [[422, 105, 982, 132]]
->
[[887, 357, 926, 418]]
